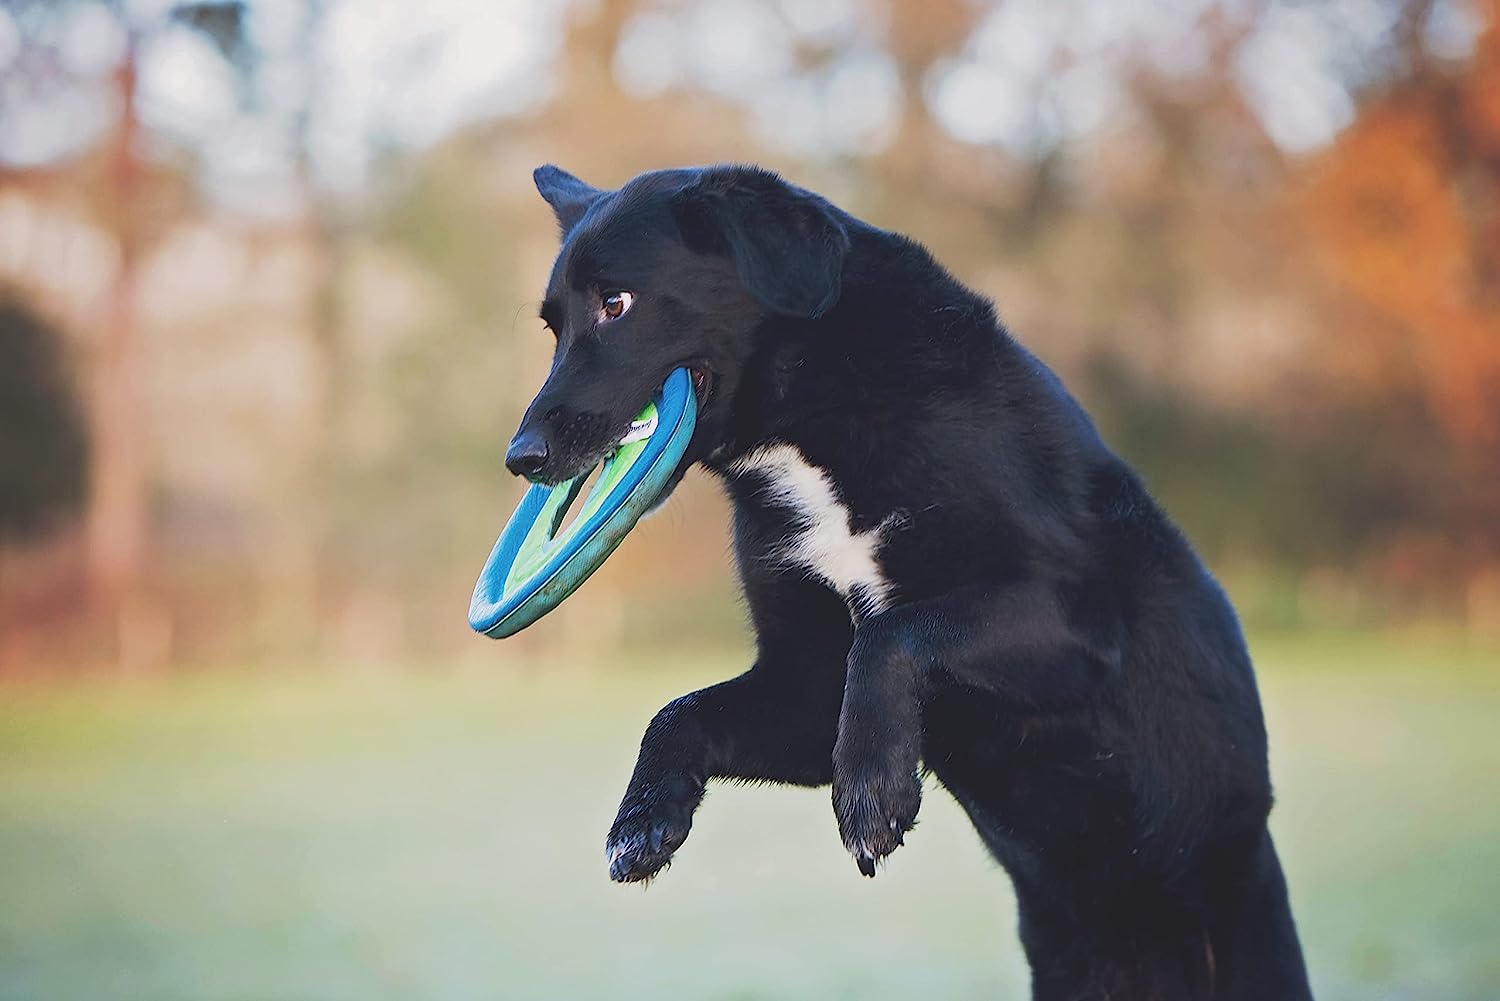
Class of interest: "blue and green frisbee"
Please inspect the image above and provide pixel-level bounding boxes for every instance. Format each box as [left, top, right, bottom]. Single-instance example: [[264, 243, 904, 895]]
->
[[468, 368, 698, 638]]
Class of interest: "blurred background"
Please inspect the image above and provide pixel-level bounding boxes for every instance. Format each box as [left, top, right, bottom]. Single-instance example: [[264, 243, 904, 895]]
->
[[0, 0, 1497, 998]]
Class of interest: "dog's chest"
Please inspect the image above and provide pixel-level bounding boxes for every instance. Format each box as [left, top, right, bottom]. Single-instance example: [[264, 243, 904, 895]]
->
[[730, 444, 895, 618]]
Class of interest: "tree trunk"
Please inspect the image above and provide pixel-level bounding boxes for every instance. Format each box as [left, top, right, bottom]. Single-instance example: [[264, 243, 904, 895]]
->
[[87, 35, 168, 670]]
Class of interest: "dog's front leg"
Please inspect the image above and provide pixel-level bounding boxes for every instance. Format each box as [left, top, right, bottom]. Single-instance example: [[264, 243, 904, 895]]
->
[[833, 622, 926, 876], [833, 578, 1121, 874], [607, 558, 854, 883], [606, 666, 843, 882]]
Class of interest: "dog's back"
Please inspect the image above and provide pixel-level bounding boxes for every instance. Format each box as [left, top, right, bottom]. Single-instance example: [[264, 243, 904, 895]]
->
[[720, 221, 1308, 998]]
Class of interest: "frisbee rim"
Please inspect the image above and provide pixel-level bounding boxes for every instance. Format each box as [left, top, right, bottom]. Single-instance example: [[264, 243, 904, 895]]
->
[[467, 368, 697, 638]]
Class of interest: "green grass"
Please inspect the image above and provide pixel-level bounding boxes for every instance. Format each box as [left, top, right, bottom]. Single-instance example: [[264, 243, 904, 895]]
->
[[0, 637, 1496, 1000]]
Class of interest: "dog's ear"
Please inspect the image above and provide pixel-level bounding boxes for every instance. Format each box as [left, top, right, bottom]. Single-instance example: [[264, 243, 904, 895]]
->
[[671, 167, 849, 319], [534, 164, 603, 234]]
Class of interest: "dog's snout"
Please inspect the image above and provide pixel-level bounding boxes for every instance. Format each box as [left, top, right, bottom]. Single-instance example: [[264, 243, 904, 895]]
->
[[505, 429, 551, 480]]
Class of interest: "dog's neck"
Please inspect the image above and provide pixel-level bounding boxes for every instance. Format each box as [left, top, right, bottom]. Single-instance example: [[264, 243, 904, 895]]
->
[[703, 330, 846, 472]]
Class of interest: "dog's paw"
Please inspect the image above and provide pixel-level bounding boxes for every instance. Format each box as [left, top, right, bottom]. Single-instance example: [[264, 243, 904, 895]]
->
[[605, 772, 702, 884], [832, 761, 922, 877]]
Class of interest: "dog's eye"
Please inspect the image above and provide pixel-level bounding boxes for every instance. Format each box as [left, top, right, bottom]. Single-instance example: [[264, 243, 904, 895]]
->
[[601, 291, 634, 322]]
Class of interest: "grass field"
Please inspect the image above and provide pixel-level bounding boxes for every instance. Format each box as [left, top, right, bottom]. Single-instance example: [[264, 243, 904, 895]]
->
[[0, 635, 1496, 1000]]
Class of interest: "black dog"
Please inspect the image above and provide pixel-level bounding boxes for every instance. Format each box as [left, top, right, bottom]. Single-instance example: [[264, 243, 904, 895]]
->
[[508, 164, 1313, 1001]]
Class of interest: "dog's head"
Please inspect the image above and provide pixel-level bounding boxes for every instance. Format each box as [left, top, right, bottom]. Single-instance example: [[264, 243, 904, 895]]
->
[[505, 164, 850, 490]]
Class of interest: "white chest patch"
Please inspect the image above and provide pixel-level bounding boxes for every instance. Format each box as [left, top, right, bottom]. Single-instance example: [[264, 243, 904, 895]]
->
[[730, 444, 895, 618]]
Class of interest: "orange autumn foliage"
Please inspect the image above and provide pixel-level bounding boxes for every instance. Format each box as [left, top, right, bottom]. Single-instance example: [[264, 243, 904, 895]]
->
[[1303, 2, 1500, 449]]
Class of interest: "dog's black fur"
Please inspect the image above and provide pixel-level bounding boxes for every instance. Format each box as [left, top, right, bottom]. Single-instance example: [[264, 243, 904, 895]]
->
[[510, 164, 1313, 1001]]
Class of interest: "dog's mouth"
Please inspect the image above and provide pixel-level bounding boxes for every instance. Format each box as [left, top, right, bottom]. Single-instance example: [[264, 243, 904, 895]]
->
[[610, 364, 715, 452], [688, 363, 716, 410]]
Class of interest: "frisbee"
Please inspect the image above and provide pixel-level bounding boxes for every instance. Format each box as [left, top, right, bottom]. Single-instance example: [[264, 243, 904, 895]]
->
[[468, 368, 697, 638]]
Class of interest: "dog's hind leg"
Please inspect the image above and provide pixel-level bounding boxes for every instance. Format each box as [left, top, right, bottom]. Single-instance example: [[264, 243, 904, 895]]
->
[[1203, 829, 1313, 1001], [833, 578, 1120, 873], [605, 570, 853, 883]]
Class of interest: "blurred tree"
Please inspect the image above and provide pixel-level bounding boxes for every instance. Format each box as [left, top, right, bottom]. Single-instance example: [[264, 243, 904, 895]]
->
[[0, 297, 88, 542], [0, 0, 252, 666], [1302, 0, 1500, 586]]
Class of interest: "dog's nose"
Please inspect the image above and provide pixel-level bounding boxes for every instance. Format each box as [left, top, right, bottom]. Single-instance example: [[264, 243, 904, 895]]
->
[[505, 429, 550, 479]]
